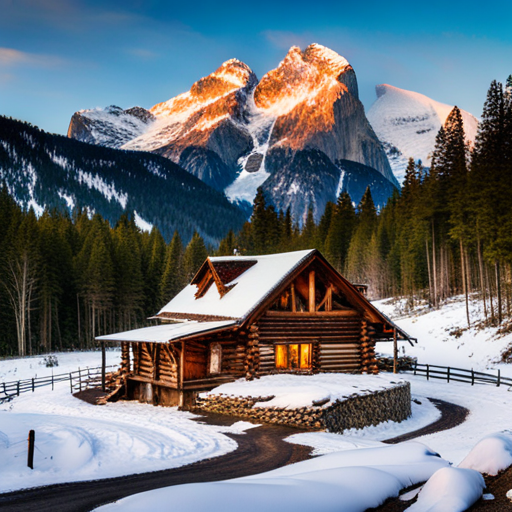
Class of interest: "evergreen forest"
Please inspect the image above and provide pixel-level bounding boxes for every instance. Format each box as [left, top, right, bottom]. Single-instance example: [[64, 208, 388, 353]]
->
[[0, 77, 511, 357], [218, 76, 512, 327]]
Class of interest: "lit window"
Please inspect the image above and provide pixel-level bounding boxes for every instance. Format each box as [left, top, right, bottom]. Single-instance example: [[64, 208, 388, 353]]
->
[[275, 344, 311, 370]]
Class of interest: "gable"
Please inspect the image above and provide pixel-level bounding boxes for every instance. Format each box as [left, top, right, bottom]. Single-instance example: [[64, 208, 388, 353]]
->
[[158, 250, 315, 321]]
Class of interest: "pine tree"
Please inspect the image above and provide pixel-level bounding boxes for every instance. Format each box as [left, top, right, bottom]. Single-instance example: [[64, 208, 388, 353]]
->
[[183, 231, 208, 282], [345, 188, 378, 286], [316, 202, 334, 253], [217, 230, 236, 256], [113, 214, 144, 331], [160, 231, 185, 302], [324, 192, 356, 273], [142, 227, 166, 314], [300, 203, 316, 249]]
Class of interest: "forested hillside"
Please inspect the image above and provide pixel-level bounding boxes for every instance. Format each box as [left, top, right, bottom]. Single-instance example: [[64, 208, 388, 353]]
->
[[0, 116, 246, 245], [1, 77, 510, 358], [0, 193, 209, 356], [221, 77, 512, 327]]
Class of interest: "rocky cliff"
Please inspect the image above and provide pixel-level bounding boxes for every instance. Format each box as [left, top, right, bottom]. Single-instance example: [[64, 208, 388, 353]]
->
[[68, 44, 398, 222]]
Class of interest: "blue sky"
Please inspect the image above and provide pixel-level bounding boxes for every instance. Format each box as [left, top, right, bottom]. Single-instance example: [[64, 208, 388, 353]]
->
[[1, 0, 511, 135]]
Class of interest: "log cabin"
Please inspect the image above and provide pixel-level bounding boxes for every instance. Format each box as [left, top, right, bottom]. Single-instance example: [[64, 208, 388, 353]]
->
[[97, 249, 410, 407]]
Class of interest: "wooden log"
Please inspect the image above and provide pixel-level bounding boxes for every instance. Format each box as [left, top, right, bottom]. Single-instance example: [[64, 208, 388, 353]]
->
[[309, 270, 315, 313]]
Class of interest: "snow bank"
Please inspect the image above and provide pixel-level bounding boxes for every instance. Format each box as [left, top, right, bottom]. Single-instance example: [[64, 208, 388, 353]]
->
[[405, 467, 485, 512], [205, 373, 406, 409], [286, 397, 440, 451], [95, 442, 448, 512], [0, 351, 243, 493], [458, 432, 512, 476]]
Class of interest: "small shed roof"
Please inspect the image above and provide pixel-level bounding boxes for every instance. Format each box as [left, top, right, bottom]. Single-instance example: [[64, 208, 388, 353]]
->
[[96, 320, 236, 344], [158, 250, 314, 322]]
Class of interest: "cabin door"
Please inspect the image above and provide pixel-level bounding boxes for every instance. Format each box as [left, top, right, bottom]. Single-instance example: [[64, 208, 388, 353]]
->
[[183, 342, 207, 381]]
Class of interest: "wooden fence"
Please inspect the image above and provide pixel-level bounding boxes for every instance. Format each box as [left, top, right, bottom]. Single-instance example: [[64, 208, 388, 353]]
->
[[408, 362, 512, 389], [0, 365, 116, 404]]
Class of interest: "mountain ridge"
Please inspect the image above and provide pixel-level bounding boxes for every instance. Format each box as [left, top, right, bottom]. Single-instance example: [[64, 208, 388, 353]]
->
[[68, 44, 398, 222], [0, 116, 246, 244]]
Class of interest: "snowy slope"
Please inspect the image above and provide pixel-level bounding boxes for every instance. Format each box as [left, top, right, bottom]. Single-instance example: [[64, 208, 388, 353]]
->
[[367, 85, 479, 183], [374, 295, 512, 377], [68, 106, 155, 148]]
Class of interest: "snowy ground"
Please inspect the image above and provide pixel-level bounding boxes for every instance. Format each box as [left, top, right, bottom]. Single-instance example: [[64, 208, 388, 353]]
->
[[0, 350, 252, 493], [2, 296, 512, 509], [204, 372, 407, 409], [0, 349, 121, 383], [374, 295, 512, 377], [94, 375, 512, 512]]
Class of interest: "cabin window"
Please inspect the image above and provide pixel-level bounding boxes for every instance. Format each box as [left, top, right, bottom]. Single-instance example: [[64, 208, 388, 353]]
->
[[209, 343, 222, 374], [275, 344, 311, 370]]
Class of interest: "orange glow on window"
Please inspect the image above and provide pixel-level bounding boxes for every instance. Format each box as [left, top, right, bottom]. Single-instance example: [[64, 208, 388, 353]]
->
[[300, 344, 311, 368], [275, 345, 288, 369], [275, 344, 311, 370]]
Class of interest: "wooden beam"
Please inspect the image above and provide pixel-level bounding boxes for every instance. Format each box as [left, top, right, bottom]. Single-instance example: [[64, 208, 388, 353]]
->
[[309, 270, 315, 312], [179, 342, 184, 390], [101, 341, 106, 391], [291, 283, 296, 312], [153, 344, 160, 381]]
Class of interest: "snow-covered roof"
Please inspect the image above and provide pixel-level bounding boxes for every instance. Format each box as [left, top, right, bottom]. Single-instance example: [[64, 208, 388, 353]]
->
[[96, 320, 236, 343], [158, 250, 315, 322]]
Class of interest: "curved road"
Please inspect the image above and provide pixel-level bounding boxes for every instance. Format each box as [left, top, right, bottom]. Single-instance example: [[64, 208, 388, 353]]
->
[[0, 399, 469, 512]]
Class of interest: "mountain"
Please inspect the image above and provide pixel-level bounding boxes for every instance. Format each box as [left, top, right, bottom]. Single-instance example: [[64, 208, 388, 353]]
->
[[0, 116, 246, 244], [68, 44, 398, 223], [367, 84, 479, 183], [68, 105, 155, 148]]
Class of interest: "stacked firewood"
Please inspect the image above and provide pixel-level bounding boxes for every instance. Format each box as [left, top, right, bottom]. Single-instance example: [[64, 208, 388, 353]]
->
[[360, 321, 379, 374], [244, 325, 260, 380]]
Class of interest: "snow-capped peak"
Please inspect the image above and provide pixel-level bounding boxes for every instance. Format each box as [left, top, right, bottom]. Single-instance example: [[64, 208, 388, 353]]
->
[[305, 43, 350, 75], [367, 84, 479, 183], [254, 44, 352, 118]]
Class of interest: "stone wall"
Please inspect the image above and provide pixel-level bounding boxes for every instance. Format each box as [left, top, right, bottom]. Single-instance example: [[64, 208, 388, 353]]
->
[[194, 381, 411, 433]]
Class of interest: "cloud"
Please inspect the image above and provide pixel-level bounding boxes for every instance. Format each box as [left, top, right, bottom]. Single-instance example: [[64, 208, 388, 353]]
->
[[127, 48, 159, 60], [262, 30, 315, 51], [0, 47, 67, 68]]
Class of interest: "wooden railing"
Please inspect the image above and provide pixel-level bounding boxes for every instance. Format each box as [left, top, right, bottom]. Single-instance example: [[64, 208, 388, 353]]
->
[[0, 365, 116, 404], [406, 362, 512, 389]]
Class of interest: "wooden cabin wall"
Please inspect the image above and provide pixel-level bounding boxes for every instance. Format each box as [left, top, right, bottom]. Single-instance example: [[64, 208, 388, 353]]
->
[[256, 311, 363, 373], [183, 341, 208, 380], [129, 342, 178, 387]]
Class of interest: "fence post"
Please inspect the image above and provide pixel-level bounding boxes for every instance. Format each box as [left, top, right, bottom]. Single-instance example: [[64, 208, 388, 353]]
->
[[471, 369, 475, 386], [69, 373, 73, 393], [426, 364, 430, 381], [497, 369, 501, 387], [447, 367, 450, 383], [27, 430, 35, 470], [413, 361, 417, 376], [17, 381, 20, 396], [79, 368, 82, 392], [52, 371, 54, 391], [32, 378, 35, 392]]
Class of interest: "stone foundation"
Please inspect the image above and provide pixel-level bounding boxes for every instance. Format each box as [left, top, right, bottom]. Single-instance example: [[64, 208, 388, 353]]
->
[[194, 381, 411, 433]]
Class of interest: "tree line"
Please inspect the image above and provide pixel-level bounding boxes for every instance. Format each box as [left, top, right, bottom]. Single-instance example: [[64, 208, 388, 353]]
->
[[0, 192, 211, 357], [1, 76, 510, 357], [220, 76, 512, 327]]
